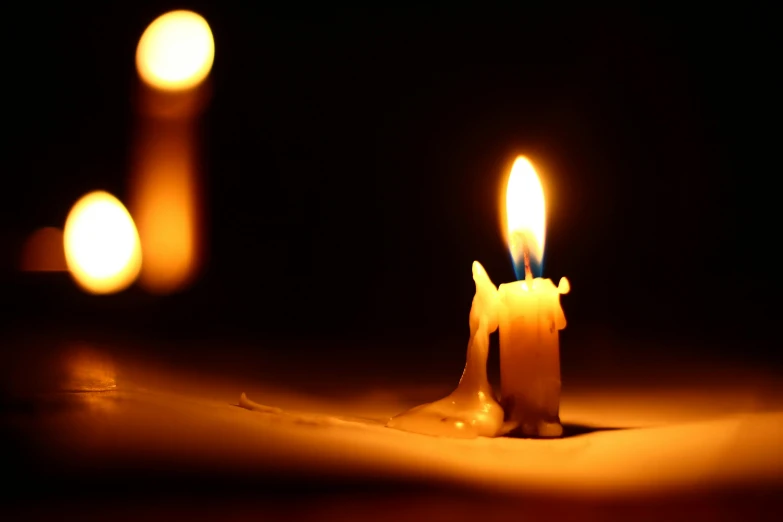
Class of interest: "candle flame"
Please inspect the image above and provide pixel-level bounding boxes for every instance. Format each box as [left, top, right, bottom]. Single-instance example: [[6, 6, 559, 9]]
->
[[136, 10, 214, 92], [64, 191, 142, 294], [503, 156, 546, 280]]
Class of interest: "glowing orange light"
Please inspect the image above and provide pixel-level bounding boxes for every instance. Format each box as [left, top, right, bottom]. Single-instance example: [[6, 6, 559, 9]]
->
[[136, 10, 215, 91], [63, 191, 142, 294], [131, 122, 201, 295], [62, 345, 117, 392], [20, 226, 67, 271], [501, 156, 546, 278]]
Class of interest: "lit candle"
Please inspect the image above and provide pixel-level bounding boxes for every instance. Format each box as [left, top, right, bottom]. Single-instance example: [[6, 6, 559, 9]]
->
[[131, 10, 214, 295], [497, 156, 569, 438], [380, 156, 569, 439]]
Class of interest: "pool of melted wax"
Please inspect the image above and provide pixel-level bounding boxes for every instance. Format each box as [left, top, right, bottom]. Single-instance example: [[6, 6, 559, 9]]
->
[[239, 392, 385, 429], [384, 387, 506, 438], [240, 390, 507, 439]]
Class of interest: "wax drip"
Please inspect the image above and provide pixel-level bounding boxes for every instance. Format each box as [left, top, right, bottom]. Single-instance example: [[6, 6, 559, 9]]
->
[[237, 392, 385, 429], [385, 261, 507, 438], [240, 261, 514, 439]]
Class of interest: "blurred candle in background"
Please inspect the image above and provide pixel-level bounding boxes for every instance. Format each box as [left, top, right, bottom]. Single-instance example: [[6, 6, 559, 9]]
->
[[130, 10, 214, 294]]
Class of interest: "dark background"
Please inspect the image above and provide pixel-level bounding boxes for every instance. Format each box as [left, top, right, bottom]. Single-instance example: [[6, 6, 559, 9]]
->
[[1, 6, 782, 519], [0, 5, 779, 368]]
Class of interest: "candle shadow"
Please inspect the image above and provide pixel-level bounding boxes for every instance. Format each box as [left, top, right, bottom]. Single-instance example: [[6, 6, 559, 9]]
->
[[503, 423, 630, 439], [561, 423, 629, 438]]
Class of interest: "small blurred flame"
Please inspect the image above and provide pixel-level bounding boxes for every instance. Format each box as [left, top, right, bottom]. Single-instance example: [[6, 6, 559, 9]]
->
[[502, 156, 546, 279], [63, 191, 142, 294], [136, 10, 214, 92], [20, 226, 67, 271], [131, 10, 211, 294]]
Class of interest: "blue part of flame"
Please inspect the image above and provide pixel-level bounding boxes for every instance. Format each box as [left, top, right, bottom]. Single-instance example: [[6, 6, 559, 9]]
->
[[510, 252, 543, 281], [508, 229, 544, 280]]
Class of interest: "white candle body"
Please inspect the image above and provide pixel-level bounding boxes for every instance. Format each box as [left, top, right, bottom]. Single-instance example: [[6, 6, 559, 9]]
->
[[498, 277, 568, 437]]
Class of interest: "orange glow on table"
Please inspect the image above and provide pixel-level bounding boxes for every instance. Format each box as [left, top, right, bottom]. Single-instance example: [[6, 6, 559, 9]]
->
[[3, 331, 781, 520], [61, 344, 117, 392], [16, 357, 783, 498]]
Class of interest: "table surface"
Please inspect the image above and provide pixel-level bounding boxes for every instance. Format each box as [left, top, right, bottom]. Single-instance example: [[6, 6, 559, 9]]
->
[[2, 335, 783, 521]]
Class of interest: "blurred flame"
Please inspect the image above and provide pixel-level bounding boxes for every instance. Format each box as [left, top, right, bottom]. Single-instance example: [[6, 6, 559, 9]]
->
[[502, 156, 546, 279], [131, 11, 211, 295], [136, 10, 215, 91], [20, 226, 67, 271], [64, 191, 142, 294]]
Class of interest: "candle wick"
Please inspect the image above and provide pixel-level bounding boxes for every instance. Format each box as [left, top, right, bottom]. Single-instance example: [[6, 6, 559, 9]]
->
[[523, 242, 533, 281]]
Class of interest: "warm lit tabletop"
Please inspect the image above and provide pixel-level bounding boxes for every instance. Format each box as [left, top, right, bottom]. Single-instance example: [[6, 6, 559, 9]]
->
[[3, 334, 782, 521]]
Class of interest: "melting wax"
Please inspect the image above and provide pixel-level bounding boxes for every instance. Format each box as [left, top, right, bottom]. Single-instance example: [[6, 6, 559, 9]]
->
[[385, 262, 506, 438]]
